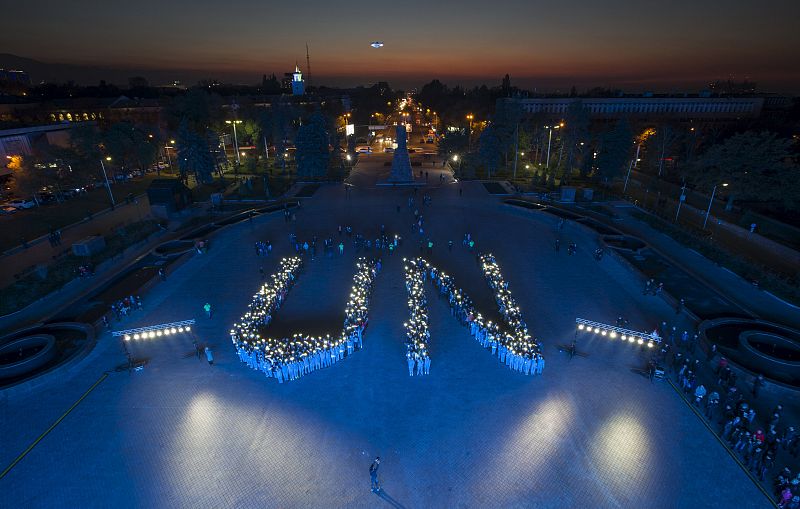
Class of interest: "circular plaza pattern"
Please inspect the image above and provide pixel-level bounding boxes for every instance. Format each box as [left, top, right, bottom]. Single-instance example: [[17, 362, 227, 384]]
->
[[0, 153, 773, 508]]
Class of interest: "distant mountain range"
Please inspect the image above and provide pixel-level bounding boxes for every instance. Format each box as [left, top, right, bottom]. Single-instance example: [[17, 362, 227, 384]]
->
[[0, 53, 258, 87]]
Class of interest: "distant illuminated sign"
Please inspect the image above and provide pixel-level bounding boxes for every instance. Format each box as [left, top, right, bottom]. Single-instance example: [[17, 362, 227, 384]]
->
[[345, 124, 355, 136]]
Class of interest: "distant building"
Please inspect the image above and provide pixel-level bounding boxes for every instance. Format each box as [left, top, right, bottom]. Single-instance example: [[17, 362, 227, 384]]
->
[[291, 65, 305, 96], [0, 69, 31, 86], [0, 69, 31, 96], [506, 95, 772, 123], [0, 123, 76, 160]]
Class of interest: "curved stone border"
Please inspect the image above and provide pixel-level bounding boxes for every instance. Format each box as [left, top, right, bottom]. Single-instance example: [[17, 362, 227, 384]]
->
[[699, 317, 800, 389], [0, 334, 57, 378], [739, 330, 800, 368], [601, 235, 647, 253], [0, 322, 96, 394]]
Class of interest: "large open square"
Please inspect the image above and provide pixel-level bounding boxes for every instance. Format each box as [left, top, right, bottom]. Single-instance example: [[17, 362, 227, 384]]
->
[[0, 156, 775, 508]]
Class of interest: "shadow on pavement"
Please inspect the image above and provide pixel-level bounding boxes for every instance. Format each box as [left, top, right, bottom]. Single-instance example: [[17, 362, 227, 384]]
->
[[374, 489, 407, 509]]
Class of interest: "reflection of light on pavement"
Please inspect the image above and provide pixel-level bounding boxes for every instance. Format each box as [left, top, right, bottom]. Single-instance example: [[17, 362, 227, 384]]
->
[[591, 411, 652, 502], [483, 395, 576, 492], [164, 392, 343, 506]]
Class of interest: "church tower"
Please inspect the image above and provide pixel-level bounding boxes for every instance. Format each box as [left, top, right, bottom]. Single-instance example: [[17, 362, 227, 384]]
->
[[292, 64, 305, 96]]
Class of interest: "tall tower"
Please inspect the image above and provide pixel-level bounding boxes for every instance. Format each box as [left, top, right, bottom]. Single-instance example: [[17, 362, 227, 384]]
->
[[292, 64, 304, 96], [305, 43, 311, 90]]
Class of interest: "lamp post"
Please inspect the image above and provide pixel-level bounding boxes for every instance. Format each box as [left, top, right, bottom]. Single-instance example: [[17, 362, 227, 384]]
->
[[675, 182, 687, 222], [623, 139, 640, 194], [100, 156, 115, 207], [451, 154, 462, 177], [544, 124, 560, 168], [466, 114, 474, 152], [225, 120, 243, 166], [703, 183, 728, 230], [165, 140, 175, 170], [623, 158, 634, 194]]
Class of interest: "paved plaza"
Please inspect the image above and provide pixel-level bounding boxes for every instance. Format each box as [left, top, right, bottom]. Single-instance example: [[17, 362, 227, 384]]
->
[[0, 155, 773, 508]]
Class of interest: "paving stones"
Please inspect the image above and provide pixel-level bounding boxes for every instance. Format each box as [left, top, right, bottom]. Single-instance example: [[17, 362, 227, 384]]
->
[[0, 166, 772, 508]]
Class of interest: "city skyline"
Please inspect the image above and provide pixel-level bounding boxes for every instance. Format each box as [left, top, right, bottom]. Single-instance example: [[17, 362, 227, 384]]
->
[[3, 0, 800, 92]]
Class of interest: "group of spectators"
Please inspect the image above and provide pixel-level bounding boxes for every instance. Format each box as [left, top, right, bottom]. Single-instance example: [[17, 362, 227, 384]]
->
[[111, 294, 142, 320], [230, 256, 379, 383], [655, 322, 800, 507], [254, 240, 272, 256], [47, 229, 63, 247]]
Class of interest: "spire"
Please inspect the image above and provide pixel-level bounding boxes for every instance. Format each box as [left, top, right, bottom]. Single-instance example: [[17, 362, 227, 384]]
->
[[305, 43, 311, 89]]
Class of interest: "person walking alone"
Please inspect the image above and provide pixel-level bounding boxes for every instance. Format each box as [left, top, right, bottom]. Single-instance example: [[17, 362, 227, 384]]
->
[[369, 457, 381, 492], [204, 346, 214, 366], [204, 302, 212, 319]]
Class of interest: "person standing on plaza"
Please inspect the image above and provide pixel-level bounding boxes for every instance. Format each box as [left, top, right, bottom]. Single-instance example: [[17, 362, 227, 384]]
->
[[204, 302, 212, 318], [753, 374, 765, 398], [407, 354, 414, 376], [204, 346, 214, 366], [369, 457, 381, 492]]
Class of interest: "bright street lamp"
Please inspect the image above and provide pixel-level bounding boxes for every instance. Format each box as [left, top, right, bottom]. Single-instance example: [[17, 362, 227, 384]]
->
[[225, 120, 243, 165], [466, 114, 474, 151], [544, 124, 561, 167], [99, 157, 115, 206], [703, 183, 728, 230]]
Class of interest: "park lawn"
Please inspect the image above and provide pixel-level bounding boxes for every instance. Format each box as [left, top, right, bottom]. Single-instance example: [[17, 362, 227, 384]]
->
[[0, 176, 156, 252]]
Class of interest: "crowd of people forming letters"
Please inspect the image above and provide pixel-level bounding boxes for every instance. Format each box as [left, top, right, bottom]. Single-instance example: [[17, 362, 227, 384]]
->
[[402, 255, 544, 377], [230, 256, 378, 383], [229, 246, 544, 382]]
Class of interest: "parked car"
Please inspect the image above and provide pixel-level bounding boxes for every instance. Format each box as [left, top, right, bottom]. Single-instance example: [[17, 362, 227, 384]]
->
[[0, 205, 18, 215], [37, 192, 57, 204], [7, 198, 36, 209], [384, 147, 395, 153]]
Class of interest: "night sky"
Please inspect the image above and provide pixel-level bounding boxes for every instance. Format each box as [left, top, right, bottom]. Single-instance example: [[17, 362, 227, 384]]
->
[[4, 0, 800, 91]]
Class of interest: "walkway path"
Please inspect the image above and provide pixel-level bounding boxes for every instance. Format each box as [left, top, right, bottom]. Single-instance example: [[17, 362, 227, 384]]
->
[[0, 195, 152, 288], [602, 202, 800, 330]]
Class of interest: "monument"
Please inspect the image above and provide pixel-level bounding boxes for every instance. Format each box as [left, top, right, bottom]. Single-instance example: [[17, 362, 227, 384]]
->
[[387, 124, 414, 183]]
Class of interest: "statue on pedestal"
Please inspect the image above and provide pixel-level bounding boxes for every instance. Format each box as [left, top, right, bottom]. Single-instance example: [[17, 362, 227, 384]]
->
[[388, 124, 413, 183]]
